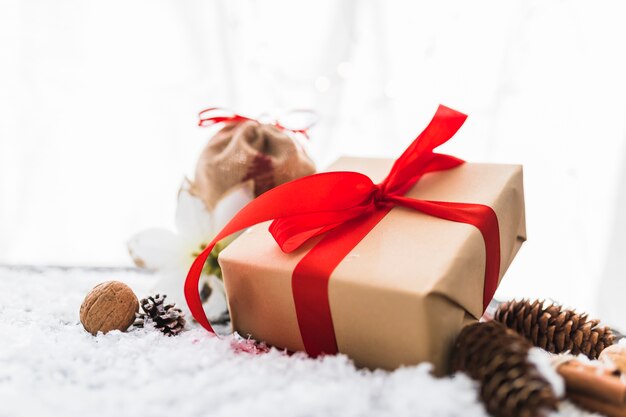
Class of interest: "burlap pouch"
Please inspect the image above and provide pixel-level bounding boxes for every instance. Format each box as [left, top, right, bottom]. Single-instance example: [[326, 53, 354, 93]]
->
[[190, 120, 316, 210]]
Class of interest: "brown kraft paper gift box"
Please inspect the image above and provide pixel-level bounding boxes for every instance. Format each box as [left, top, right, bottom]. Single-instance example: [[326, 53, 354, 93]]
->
[[218, 156, 526, 373]]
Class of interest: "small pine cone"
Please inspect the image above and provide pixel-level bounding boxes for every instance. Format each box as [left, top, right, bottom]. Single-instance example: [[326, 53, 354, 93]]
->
[[136, 294, 186, 336], [132, 311, 146, 328], [494, 299, 614, 359], [452, 321, 558, 417]]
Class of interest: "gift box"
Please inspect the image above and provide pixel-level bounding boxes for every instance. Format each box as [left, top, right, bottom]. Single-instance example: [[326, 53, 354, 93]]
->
[[192, 108, 316, 210], [217, 155, 525, 373], [184, 105, 526, 374]]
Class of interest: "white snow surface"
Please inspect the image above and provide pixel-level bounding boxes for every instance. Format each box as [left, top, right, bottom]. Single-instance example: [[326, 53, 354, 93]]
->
[[0, 267, 596, 417]]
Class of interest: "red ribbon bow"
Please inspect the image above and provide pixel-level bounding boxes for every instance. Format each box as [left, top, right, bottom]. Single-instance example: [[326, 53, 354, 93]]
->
[[185, 105, 501, 357], [198, 107, 313, 139]]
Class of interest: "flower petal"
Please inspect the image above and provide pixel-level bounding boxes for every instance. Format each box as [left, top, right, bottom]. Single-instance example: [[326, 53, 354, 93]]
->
[[127, 228, 179, 270], [151, 266, 194, 313], [212, 181, 255, 232], [175, 180, 214, 243], [203, 275, 229, 321]]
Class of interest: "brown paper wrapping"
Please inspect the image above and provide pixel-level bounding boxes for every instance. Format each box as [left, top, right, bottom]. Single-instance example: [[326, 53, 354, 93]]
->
[[219, 157, 526, 373]]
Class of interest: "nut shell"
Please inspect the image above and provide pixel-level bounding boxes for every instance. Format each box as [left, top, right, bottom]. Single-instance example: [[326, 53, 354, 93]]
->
[[599, 344, 626, 374], [80, 281, 139, 335]]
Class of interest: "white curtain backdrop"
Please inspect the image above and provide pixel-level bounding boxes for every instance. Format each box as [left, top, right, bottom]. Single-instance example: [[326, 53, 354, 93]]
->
[[1, 1, 626, 326]]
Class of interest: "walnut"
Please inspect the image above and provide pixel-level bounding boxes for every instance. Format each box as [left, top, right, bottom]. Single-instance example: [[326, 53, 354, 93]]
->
[[80, 281, 139, 335], [599, 344, 626, 374]]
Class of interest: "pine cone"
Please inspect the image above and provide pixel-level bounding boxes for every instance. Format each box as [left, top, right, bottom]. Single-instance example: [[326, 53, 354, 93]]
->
[[133, 294, 186, 336], [494, 299, 614, 359], [452, 321, 558, 417]]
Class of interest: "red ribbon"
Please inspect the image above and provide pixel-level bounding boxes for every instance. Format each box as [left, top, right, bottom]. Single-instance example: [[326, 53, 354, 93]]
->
[[198, 107, 313, 139], [185, 105, 501, 357]]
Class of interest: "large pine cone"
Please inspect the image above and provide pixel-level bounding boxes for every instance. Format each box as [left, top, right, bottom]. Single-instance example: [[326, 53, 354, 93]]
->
[[494, 299, 614, 359], [452, 321, 558, 417], [133, 294, 186, 336]]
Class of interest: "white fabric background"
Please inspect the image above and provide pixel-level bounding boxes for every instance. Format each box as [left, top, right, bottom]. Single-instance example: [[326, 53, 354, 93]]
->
[[1, 1, 626, 325]]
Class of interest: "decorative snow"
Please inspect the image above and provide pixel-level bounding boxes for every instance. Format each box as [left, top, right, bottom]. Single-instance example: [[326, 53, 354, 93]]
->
[[0, 267, 596, 417], [528, 347, 566, 397]]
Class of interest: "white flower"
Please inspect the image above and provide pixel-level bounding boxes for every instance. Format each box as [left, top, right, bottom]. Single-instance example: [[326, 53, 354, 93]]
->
[[128, 180, 254, 321]]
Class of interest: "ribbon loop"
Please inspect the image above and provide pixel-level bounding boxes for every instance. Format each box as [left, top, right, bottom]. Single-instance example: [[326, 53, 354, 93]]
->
[[198, 107, 314, 139], [198, 107, 253, 127], [379, 105, 467, 196]]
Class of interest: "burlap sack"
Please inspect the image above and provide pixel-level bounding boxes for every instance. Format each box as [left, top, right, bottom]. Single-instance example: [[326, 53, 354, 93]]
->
[[190, 120, 316, 210]]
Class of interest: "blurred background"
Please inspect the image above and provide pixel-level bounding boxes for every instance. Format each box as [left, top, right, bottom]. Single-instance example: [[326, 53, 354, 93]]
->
[[1, 0, 625, 326]]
